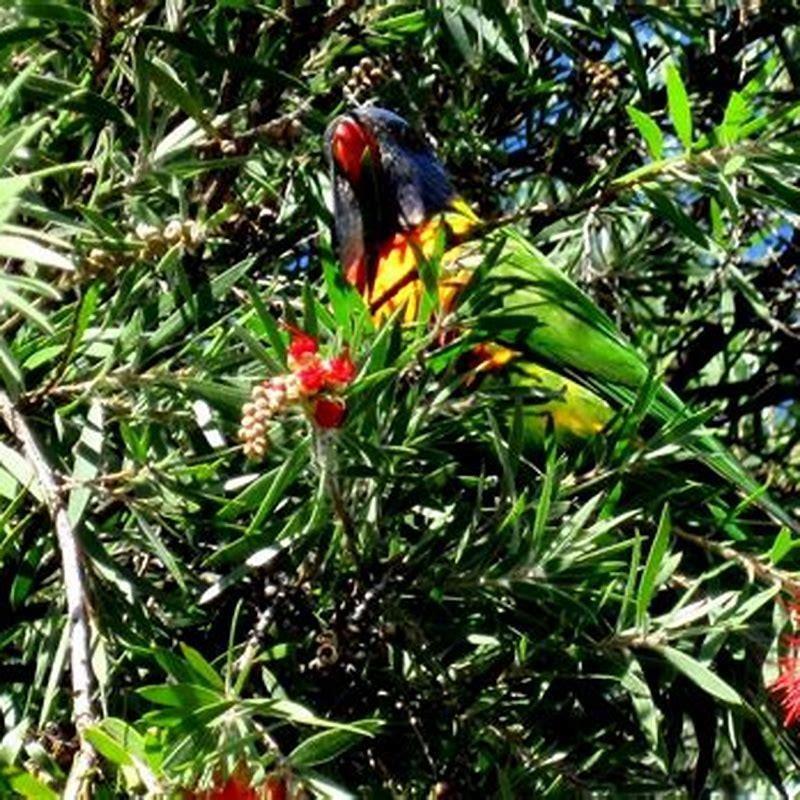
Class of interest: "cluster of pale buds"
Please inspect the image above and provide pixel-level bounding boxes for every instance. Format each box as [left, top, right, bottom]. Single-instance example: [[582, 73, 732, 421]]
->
[[81, 246, 124, 278], [79, 219, 205, 279], [239, 377, 290, 460], [135, 219, 204, 260], [239, 328, 356, 460]]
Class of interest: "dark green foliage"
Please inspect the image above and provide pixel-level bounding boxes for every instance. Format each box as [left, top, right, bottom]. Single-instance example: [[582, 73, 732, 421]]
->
[[1, 1, 799, 797]]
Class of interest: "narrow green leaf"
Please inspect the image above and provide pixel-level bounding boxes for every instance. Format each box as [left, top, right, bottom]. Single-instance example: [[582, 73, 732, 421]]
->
[[245, 439, 310, 535], [769, 527, 794, 565], [67, 400, 104, 527], [94, 718, 149, 763], [137, 682, 222, 709], [148, 57, 215, 135], [0, 284, 53, 333], [179, 642, 224, 689], [132, 510, 187, 592], [83, 726, 133, 767], [245, 279, 287, 365], [16, 1, 97, 28], [626, 106, 664, 159], [659, 646, 742, 706], [0, 335, 23, 397], [635, 505, 671, 628], [665, 62, 693, 150], [619, 657, 663, 759], [289, 721, 381, 767], [719, 91, 750, 144], [0, 233, 73, 270], [0, 441, 43, 502], [0, 766, 59, 800], [0, 117, 49, 169]]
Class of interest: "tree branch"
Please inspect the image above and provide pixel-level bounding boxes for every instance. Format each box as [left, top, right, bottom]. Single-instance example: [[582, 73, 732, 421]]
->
[[0, 390, 97, 798], [675, 527, 800, 596]]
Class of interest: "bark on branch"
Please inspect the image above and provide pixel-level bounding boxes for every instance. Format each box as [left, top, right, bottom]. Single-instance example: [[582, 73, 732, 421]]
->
[[676, 527, 800, 596], [0, 389, 97, 798]]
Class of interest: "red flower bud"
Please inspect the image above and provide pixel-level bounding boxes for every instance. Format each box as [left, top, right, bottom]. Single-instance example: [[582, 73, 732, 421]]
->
[[286, 328, 318, 364], [324, 353, 357, 388], [313, 396, 347, 428]]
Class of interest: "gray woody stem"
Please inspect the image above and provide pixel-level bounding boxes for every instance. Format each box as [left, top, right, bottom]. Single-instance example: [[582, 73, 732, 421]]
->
[[0, 390, 96, 798]]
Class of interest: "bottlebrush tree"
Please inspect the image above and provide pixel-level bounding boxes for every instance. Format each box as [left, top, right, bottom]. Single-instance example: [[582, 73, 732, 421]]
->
[[1, 2, 800, 797]]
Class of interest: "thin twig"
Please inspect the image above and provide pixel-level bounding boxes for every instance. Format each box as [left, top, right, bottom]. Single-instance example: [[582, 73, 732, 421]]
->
[[0, 390, 97, 798], [676, 527, 800, 595], [316, 432, 359, 564], [481, 141, 768, 236]]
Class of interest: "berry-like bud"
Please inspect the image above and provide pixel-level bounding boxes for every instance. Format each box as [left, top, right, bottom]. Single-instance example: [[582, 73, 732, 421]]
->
[[266, 389, 284, 411], [182, 220, 204, 249], [135, 222, 159, 241], [285, 374, 301, 402], [163, 220, 183, 243], [313, 396, 347, 429]]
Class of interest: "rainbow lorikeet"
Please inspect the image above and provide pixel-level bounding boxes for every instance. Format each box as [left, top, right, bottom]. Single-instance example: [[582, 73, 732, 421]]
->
[[324, 105, 796, 532]]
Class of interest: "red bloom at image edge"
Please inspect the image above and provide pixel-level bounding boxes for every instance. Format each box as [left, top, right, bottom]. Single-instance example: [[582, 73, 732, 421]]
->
[[769, 635, 800, 728], [314, 396, 347, 428], [324, 353, 357, 387]]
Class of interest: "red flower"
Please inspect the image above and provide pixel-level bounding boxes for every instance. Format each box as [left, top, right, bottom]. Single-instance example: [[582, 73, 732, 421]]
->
[[324, 353, 356, 388], [287, 328, 318, 364], [295, 359, 327, 395], [771, 634, 800, 728], [313, 396, 347, 428]]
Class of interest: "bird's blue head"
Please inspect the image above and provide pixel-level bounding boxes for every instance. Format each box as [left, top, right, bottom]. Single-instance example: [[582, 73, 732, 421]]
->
[[324, 106, 455, 292]]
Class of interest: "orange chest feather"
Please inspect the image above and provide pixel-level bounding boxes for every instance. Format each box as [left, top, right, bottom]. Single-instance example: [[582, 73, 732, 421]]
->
[[367, 219, 471, 324]]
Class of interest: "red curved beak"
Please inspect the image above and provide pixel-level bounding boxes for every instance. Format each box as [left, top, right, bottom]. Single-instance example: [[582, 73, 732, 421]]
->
[[331, 117, 377, 185]]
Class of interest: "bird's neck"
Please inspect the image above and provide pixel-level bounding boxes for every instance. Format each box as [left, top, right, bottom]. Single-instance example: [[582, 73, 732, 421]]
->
[[361, 198, 480, 323]]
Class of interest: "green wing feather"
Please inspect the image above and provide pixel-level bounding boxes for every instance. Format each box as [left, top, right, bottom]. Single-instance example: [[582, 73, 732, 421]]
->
[[465, 226, 797, 532]]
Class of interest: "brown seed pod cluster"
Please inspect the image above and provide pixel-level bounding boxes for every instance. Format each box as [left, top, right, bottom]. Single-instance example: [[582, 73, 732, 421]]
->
[[218, 204, 277, 250], [583, 58, 620, 100], [311, 629, 340, 669], [336, 56, 396, 100], [253, 569, 317, 641], [80, 246, 129, 280], [257, 115, 304, 146]]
